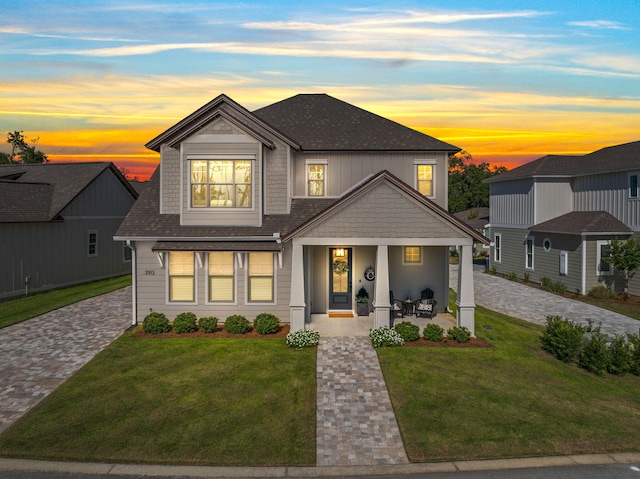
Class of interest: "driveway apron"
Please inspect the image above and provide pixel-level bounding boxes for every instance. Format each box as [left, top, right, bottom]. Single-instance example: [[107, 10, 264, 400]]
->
[[316, 336, 409, 466], [450, 265, 640, 337], [0, 287, 132, 433]]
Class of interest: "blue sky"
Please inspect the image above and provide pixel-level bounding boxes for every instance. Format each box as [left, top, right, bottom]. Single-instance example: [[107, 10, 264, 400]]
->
[[1, 0, 639, 178]]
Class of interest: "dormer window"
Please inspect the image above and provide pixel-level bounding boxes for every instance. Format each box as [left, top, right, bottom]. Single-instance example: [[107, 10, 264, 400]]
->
[[190, 159, 252, 208]]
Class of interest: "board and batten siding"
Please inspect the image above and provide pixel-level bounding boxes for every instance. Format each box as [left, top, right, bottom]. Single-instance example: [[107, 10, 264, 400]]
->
[[134, 241, 292, 323], [489, 179, 534, 226], [534, 179, 573, 225]]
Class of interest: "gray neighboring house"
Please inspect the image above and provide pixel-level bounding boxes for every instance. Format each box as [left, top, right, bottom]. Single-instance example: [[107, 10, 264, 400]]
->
[[0, 162, 139, 300], [485, 140, 640, 296], [115, 93, 488, 333]]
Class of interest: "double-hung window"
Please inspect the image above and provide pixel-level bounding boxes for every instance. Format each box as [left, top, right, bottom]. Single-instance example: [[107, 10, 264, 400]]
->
[[169, 252, 195, 302], [630, 174, 639, 199], [494, 233, 502, 262], [87, 230, 98, 257], [191, 159, 252, 208], [415, 163, 434, 197], [597, 240, 612, 275], [209, 252, 235, 302], [306, 160, 327, 197], [525, 236, 534, 269], [248, 252, 274, 302]]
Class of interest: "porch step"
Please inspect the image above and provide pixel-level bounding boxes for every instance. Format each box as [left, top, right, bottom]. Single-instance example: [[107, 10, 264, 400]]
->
[[316, 337, 409, 466]]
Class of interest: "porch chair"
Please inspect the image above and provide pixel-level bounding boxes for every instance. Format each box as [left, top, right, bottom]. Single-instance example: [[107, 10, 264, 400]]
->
[[389, 290, 404, 327], [415, 287, 437, 319]]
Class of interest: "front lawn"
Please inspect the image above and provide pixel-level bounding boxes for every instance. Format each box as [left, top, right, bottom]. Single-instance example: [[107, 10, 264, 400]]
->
[[378, 305, 640, 463], [0, 334, 317, 466]]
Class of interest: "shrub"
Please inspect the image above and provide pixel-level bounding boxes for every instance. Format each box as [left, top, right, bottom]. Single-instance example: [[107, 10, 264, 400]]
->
[[608, 334, 632, 376], [579, 332, 610, 376], [523, 273, 530, 283], [423, 323, 444, 342], [394, 321, 420, 341], [197, 316, 218, 333], [223, 314, 249, 334], [253, 313, 280, 335], [507, 271, 518, 281], [286, 329, 319, 348], [628, 334, 640, 376], [447, 326, 471, 343], [553, 281, 567, 294], [370, 326, 404, 348], [142, 312, 170, 334], [541, 315, 584, 362], [540, 277, 553, 291], [587, 285, 618, 300], [172, 312, 197, 334]]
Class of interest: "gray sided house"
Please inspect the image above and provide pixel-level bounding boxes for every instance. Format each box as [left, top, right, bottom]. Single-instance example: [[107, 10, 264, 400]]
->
[[115, 94, 488, 333], [486, 140, 640, 296], [0, 162, 138, 300]]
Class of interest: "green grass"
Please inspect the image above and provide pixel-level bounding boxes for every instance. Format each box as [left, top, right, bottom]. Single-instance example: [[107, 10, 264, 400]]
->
[[378, 305, 640, 463], [0, 275, 131, 330], [0, 334, 317, 466], [577, 296, 640, 321]]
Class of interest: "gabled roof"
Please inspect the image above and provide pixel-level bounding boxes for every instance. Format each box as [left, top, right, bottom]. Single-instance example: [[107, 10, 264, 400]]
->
[[530, 211, 632, 235], [486, 140, 640, 183], [253, 94, 460, 151], [0, 162, 137, 223], [453, 207, 490, 230]]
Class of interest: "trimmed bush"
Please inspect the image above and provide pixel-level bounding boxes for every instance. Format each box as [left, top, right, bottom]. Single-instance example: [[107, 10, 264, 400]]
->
[[197, 316, 218, 333], [608, 334, 632, 376], [370, 326, 404, 348], [447, 326, 471, 343], [223, 314, 250, 334], [253, 313, 280, 335], [579, 332, 610, 376], [142, 312, 170, 334], [172, 312, 197, 334], [587, 285, 618, 300], [541, 315, 584, 363], [423, 323, 445, 342], [286, 329, 319, 348], [394, 321, 420, 341]]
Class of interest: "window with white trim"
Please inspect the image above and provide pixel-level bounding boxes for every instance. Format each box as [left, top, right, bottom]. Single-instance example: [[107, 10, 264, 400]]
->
[[415, 164, 434, 197], [123, 242, 132, 262], [248, 252, 274, 302], [525, 236, 534, 269], [209, 252, 235, 302], [597, 240, 612, 275], [307, 163, 326, 197], [494, 233, 502, 262], [630, 174, 638, 199], [190, 159, 252, 208], [403, 246, 422, 264], [87, 230, 98, 257], [169, 252, 195, 302]]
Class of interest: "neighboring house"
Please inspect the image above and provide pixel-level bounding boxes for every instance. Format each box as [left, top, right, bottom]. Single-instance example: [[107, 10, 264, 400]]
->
[[0, 162, 138, 300], [453, 207, 491, 256], [115, 94, 488, 333], [485, 141, 640, 296]]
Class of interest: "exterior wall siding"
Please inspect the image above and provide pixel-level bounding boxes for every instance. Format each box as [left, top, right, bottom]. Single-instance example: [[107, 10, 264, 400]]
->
[[489, 179, 534, 226], [535, 179, 572, 224], [160, 145, 180, 214], [264, 140, 289, 215]]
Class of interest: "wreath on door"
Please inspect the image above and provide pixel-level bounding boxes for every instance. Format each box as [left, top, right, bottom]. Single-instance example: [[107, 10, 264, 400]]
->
[[332, 260, 350, 275]]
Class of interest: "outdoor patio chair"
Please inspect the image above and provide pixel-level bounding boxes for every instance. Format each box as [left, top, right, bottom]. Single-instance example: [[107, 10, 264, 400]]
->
[[389, 290, 404, 326], [415, 288, 437, 319]]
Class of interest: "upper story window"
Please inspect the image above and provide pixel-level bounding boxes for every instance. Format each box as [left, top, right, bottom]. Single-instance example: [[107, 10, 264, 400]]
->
[[415, 163, 434, 197], [307, 163, 326, 197], [630, 174, 638, 199], [87, 230, 98, 257], [191, 159, 252, 208]]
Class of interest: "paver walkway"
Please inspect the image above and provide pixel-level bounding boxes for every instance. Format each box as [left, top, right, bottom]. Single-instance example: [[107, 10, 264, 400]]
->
[[316, 337, 409, 466], [450, 265, 640, 337], [0, 287, 132, 433]]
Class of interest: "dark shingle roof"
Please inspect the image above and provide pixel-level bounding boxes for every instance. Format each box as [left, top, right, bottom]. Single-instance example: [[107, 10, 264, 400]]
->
[[0, 162, 137, 222], [486, 140, 640, 183], [453, 207, 490, 230], [253, 94, 459, 151], [530, 211, 632, 235]]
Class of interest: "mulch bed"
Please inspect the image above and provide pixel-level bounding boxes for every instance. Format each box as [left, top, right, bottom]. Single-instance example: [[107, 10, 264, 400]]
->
[[131, 324, 290, 339]]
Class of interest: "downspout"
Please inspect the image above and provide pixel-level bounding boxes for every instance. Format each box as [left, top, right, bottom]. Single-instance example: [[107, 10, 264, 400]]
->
[[581, 235, 587, 295], [126, 240, 138, 326]]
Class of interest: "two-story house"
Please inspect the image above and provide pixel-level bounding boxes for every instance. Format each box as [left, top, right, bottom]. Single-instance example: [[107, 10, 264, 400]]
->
[[115, 94, 488, 333], [485, 140, 640, 296]]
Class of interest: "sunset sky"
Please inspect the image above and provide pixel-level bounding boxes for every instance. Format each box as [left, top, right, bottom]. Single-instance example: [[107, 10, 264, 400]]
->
[[1, 1, 639, 180]]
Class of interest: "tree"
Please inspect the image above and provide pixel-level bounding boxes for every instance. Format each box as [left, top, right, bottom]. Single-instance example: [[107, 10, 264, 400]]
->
[[0, 131, 48, 164], [448, 150, 507, 214], [605, 238, 640, 300]]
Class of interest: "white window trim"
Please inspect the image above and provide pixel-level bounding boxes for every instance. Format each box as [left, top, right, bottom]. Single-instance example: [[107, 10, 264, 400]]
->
[[187, 155, 256, 211], [543, 238, 552, 252], [402, 246, 423, 265], [413, 160, 436, 199], [245, 252, 277, 305], [596, 240, 613, 276], [525, 236, 534, 270], [305, 159, 327, 197], [206, 252, 237, 305], [629, 173, 639, 199], [87, 229, 98, 258], [494, 233, 502, 263], [166, 252, 197, 305]]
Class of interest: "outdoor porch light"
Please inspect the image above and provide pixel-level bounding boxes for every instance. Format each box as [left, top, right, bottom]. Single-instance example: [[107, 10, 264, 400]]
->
[[335, 248, 345, 257]]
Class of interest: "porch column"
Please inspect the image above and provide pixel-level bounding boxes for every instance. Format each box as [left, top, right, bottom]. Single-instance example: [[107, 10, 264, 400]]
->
[[456, 244, 476, 335], [290, 243, 306, 332], [373, 245, 391, 329]]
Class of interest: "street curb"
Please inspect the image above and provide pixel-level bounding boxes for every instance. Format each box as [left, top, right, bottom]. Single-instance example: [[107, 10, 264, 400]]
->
[[1, 453, 639, 477]]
